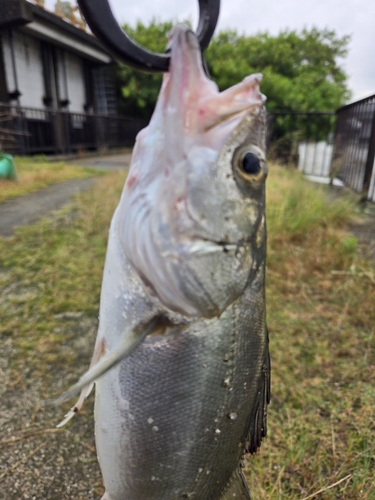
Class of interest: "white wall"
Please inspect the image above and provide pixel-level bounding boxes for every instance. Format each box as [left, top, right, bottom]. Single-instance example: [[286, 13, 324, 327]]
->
[[1, 31, 88, 113], [2, 31, 45, 108], [56, 50, 68, 103], [1, 35, 14, 91], [65, 51, 85, 113], [298, 141, 333, 177]]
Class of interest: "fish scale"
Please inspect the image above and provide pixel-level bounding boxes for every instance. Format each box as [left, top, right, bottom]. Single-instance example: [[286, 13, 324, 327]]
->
[[95, 264, 266, 499]]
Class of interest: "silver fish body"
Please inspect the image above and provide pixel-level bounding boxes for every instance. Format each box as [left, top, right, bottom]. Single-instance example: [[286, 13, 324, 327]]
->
[[92, 25, 270, 500]]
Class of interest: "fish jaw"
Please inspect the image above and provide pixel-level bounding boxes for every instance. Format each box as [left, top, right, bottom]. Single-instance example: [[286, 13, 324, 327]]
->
[[117, 24, 267, 318]]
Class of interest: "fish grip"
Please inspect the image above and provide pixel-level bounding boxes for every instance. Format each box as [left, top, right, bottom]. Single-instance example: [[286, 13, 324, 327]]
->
[[76, 0, 220, 72]]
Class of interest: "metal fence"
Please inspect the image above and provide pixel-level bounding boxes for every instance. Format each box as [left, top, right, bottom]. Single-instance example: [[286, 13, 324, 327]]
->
[[267, 112, 337, 179], [2, 103, 374, 203], [0, 103, 149, 155], [331, 94, 375, 202]]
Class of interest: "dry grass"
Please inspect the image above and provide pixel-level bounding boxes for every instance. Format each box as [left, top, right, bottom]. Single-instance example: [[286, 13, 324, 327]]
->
[[0, 156, 102, 203], [246, 165, 375, 499], [0, 165, 374, 498]]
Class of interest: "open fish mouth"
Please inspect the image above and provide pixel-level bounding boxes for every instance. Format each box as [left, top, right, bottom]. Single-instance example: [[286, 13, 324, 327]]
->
[[114, 25, 266, 319]]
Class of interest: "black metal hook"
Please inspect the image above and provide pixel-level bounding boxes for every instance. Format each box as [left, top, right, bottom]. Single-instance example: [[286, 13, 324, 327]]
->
[[77, 0, 220, 72]]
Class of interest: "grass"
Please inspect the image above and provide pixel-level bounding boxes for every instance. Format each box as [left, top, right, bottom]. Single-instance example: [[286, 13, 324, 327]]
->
[[0, 170, 125, 377], [0, 164, 374, 498], [247, 166, 375, 499], [0, 155, 103, 203]]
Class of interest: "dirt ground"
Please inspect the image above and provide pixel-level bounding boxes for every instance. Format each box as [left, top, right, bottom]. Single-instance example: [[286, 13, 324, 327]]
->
[[0, 315, 104, 499]]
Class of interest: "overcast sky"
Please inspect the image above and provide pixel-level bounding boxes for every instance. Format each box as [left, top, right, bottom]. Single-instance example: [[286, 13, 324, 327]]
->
[[45, 0, 375, 103]]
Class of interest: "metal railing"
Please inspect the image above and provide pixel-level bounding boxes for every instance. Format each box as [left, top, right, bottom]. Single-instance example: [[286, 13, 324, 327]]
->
[[331, 94, 375, 201], [2, 103, 374, 203], [267, 112, 337, 178], [0, 103, 149, 155]]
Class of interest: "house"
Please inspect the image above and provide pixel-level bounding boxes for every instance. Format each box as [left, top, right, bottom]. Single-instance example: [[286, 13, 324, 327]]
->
[[0, 0, 145, 154]]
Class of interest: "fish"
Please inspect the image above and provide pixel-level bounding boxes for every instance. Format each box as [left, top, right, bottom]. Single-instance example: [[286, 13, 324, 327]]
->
[[56, 23, 270, 500]]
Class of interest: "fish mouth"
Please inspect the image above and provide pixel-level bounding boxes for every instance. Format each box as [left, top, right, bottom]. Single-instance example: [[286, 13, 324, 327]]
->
[[154, 241, 238, 267], [199, 75, 265, 133], [166, 25, 201, 53], [156, 24, 265, 144], [187, 238, 244, 255]]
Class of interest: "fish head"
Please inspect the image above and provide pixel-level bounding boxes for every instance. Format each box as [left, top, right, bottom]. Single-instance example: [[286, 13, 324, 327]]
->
[[118, 25, 267, 318]]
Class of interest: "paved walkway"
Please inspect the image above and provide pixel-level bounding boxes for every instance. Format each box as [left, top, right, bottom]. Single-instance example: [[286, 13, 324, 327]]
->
[[0, 178, 96, 237], [67, 151, 132, 171], [0, 153, 130, 238]]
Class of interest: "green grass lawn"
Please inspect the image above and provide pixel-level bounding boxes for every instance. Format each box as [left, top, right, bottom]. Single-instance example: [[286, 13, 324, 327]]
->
[[0, 155, 104, 203], [0, 165, 374, 499]]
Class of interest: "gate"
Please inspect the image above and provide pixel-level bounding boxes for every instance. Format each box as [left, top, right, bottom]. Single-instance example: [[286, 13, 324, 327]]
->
[[332, 94, 375, 202]]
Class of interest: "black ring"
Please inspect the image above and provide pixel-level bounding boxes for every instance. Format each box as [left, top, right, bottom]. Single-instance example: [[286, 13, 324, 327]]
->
[[77, 0, 220, 72]]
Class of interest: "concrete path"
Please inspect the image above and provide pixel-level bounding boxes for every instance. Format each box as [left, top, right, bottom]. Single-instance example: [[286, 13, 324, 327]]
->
[[0, 153, 130, 238], [0, 178, 97, 237], [68, 152, 132, 171]]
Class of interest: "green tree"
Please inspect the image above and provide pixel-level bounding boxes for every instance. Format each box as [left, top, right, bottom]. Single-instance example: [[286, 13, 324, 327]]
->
[[207, 28, 351, 111], [115, 20, 173, 117], [116, 22, 351, 117]]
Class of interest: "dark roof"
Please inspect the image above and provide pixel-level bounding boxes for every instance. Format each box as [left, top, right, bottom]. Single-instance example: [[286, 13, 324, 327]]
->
[[0, 0, 109, 54], [28, 2, 109, 52], [0, 0, 32, 29]]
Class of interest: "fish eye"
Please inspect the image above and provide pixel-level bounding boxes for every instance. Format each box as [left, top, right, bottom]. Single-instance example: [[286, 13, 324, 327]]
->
[[242, 152, 261, 175], [232, 145, 267, 190]]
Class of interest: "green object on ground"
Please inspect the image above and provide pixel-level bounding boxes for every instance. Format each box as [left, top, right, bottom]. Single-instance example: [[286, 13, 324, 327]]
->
[[0, 153, 17, 181]]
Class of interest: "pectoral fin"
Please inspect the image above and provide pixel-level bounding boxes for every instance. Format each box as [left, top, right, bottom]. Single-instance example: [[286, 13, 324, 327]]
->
[[56, 338, 106, 427], [47, 317, 159, 416]]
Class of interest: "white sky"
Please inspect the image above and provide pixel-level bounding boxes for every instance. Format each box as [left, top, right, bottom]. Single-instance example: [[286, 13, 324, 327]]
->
[[44, 0, 375, 103]]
